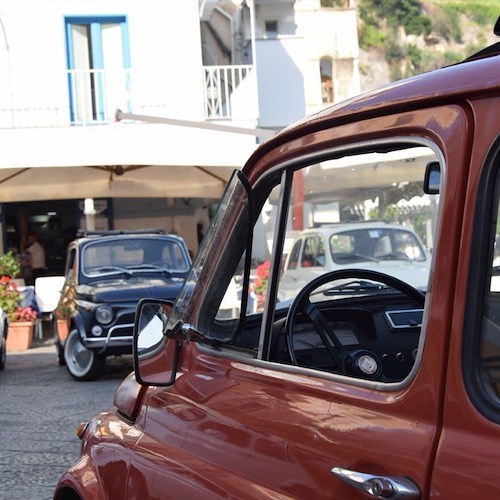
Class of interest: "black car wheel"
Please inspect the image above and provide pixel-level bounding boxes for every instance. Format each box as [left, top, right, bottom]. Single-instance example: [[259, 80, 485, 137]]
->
[[64, 328, 105, 381]]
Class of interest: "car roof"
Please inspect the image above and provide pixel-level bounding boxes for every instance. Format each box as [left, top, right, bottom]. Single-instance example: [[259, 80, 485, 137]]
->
[[295, 222, 418, 238], [74, 233, 187, 247]]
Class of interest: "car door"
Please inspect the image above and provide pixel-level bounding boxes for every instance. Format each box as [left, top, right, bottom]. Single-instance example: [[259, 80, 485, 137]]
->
[[128, 105, 471, 498], [430, 98, 500, 497]]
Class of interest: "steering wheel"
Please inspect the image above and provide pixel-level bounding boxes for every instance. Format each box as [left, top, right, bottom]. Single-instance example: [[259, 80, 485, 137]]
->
[[285, 269, 425, 379]]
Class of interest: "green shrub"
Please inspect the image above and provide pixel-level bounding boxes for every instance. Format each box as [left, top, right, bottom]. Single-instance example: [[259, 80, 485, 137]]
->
[[0, 251, 20, 279], [360, 24, 387, 48]]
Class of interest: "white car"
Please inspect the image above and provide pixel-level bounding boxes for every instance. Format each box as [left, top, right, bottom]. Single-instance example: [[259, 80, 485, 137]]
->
[[279, 222, 430, 301]]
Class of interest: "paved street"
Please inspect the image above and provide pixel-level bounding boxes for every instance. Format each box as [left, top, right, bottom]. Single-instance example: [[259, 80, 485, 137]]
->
[[0, 336, 133, 500]]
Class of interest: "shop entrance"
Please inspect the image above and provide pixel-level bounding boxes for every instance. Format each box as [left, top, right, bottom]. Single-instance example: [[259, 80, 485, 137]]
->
[[3, 200, 80, 280]]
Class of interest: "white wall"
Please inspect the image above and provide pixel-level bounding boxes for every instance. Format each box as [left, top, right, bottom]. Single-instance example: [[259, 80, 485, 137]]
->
[[0, 0, 205, 120], [253, 0, 360, 129], [295, 4, 361, 112], [256, 37, 306, 129], [112, 197, 211, 254], [254, 1, 296, 38]]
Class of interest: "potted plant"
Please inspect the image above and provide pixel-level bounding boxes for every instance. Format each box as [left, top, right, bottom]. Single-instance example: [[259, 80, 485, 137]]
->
[[55, 303, 72, 342], [3, 284, 38, 352], [55, 279, 74, 342], [0, 253, 37, 351]]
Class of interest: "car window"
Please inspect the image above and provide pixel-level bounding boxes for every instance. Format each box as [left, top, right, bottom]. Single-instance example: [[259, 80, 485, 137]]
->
[[278, 144, 436, 303], [287, 239, 301, 270], [168, 171, 254, 343], [272, 140, 441, 385], [301, 236, 325, 267], [214, 184, 281, 325], [178, 141, 442, 386], [65, 248, 77, 279]]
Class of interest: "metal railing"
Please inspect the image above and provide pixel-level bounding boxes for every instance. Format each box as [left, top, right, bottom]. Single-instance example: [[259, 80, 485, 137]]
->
[[0, 65, 255, 128], [66, 68, 132, 125], [203, 64, 253, 119]]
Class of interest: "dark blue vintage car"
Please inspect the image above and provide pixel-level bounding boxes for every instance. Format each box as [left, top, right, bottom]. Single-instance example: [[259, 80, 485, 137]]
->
[[54, 230, 191, 381]]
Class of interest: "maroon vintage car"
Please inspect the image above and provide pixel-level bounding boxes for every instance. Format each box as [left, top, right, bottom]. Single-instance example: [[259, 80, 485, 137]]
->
[[54, 20, 500, 499]]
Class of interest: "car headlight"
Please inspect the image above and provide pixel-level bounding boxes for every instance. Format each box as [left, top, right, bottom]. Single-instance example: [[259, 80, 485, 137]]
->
[[95, 306, 113, 325]]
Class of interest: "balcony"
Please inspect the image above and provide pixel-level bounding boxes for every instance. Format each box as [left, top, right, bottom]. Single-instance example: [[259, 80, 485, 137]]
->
[[203, 65, 254, 120], [0, 64, 257, 130]]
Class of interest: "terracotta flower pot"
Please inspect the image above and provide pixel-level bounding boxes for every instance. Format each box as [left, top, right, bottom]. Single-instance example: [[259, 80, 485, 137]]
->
[[6, 321, 34, 352]]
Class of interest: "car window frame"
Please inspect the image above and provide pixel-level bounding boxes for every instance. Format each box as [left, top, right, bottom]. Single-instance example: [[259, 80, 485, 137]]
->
[[260, 137, 443, 384], [463, 134, 500, 423], [196, 136, 445, 392]]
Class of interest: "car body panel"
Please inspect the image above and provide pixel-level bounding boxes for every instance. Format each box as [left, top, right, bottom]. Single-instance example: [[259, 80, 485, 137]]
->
[[429, 96, 500, 497], [127, 345, 438, 498]]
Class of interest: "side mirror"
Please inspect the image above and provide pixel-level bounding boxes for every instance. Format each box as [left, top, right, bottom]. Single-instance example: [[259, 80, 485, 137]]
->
[[424, 161, 440, 194], [133, 298, 180, 386]]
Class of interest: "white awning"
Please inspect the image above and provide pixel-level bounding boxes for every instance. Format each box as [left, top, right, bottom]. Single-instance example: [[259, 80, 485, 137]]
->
[[0, 114, 265, 201]]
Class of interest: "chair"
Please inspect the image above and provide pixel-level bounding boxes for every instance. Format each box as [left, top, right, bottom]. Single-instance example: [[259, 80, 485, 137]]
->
[[34, 276, 65, 340]]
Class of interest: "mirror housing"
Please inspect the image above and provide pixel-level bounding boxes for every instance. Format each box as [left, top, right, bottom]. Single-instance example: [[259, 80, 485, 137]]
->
[[133, 298, 180, 386]]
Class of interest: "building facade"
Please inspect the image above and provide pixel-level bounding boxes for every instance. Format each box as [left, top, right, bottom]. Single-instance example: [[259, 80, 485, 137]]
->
[[0, 0, 359, 272]]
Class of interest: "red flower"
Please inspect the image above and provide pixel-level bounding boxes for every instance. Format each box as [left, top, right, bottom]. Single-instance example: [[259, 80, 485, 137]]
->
[[256, 261, 270, 279], [0, 276, 10, 284]]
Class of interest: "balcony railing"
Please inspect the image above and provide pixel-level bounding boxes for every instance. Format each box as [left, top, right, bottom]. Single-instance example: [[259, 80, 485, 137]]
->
[[0, 64, 255, 129], [66, 68, 132, 125], [203, 65, 253, 120]]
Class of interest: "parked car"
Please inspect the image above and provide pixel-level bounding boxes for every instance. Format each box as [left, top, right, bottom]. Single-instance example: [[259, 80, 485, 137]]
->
[[55, 21, 500, 499], [54, 230, 191, 381], [0, 308, 7, 370], [279, 222, 430, 301]]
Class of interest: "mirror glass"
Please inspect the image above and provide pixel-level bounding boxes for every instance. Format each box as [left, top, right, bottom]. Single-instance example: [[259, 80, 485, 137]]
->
[[134, 299, 179, 386], [137, 302, 169, 350], [424, 161, 441, 194]]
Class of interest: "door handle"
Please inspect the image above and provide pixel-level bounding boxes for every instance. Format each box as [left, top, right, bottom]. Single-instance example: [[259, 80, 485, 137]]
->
[[331, 466, 420, 499]]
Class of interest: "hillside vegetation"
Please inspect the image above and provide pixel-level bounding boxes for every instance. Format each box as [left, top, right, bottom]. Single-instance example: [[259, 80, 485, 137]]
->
[[357, 0, 499, 90]]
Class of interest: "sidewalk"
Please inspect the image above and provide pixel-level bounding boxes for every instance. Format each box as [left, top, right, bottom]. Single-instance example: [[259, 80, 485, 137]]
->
[[0, 328, 131, 499]]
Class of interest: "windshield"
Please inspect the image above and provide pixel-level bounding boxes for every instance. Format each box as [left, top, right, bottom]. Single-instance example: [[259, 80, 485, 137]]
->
[[82, 238, 190, 276]]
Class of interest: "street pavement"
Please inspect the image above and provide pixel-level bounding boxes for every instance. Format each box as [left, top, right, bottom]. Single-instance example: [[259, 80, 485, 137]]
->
[[0, 334, 133, 499]]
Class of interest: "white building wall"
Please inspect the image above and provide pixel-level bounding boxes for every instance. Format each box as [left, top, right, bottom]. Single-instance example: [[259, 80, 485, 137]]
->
[[112, 197, 210, 254], [256, 38, 306, 129], [295, 5, 360, 113], [0, 0, 205, 121], [253, 0, 360, 129], [253, 1, 296, 38]]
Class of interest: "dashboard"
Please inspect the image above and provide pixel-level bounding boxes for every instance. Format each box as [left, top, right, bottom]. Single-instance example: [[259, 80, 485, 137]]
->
[[271, 294, 424, 382]]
